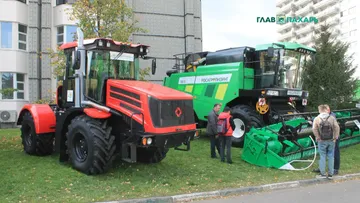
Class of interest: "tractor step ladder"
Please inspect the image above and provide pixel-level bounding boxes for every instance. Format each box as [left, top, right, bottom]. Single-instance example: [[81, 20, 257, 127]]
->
[[121, 143, 137, 163]]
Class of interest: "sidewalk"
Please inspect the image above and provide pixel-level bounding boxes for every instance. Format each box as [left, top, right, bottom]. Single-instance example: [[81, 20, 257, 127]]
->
[[96, 172, 360, 203]]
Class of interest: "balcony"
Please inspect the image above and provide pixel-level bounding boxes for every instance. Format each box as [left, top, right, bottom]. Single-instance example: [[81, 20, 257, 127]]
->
[[313, 0, 338, 10], [295, 0, 311, 7], [278, 31, 293, 41], [298, 34, 315, 44], [295, 4, 314, 16], [277, 3, 295, 15], [276, 0, 292, 7], [296, 24, 315, 35], [314, 16, 340, 30], [277, 22, 294, 32], [316, 5, 340, 19]]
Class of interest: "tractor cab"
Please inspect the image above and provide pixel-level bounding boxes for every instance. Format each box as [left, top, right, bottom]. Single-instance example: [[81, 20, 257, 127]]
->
[[57, 38, 156, 109]]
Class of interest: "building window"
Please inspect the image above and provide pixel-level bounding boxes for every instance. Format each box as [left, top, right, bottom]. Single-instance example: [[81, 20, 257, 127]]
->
[[349, 6, 356, 15], [56, 0, 76, 6], [66, 25, 77, 42], [57, 26, 64, 45], [1, 22, 12, 48], [18, 24, 27, 50], [349, 18, 356, 25], [57, 25, 78, 45], [349, 29, 357, 36], [0, 73, 25, 100]]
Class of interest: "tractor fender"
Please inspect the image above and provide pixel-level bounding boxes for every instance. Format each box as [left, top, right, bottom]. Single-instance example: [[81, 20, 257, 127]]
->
[[17, 104, 56, 134], [83, 108, 111, 119]]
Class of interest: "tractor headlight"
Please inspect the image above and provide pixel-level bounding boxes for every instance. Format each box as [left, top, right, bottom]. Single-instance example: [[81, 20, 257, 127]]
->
[[98, 40, 103, 46], [140, 46, 143, 53], [146, 48, 149, 53], [147, 138, 152, 145], [266, 90, 279, 96], [106, 41, 111, 47]]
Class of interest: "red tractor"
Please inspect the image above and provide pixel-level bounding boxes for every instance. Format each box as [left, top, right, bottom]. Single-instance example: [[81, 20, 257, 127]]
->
[[17, 28, 197, 175]]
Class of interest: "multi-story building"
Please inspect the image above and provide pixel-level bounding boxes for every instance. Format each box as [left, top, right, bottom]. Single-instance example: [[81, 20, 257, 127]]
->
[[0, 0, 202, 126], [276, 0, 359, 76]]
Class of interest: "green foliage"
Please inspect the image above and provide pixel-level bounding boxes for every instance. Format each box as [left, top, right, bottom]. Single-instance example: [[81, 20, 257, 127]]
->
[[0, 88, 18, 98], [138, 67, 151, 81], [68, 0, 147, 41], [48, 47, 66, 79], [302, 24, 358, 110]]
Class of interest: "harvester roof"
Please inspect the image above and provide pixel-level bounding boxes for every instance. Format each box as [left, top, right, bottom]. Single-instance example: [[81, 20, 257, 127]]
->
[[205, 46, 255, 65], [255, 42, 316, 53]]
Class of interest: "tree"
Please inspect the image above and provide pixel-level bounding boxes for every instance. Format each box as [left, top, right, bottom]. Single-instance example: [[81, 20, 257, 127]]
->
[[68, 0, 147, 41], [49, 0, 150, 83], [302, 24, 358, 110]]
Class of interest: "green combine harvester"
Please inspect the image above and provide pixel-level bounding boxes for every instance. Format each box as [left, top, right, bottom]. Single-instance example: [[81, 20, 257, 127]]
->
[[162, 42, 360, 170], [163, 42, 314, 147]]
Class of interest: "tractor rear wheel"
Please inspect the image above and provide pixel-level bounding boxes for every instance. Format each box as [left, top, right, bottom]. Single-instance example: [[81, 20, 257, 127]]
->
[[231, 105, 264, 148], [136, 147, 169, 164], [20, 112, 54, 156], [66, 115, 116, 175]]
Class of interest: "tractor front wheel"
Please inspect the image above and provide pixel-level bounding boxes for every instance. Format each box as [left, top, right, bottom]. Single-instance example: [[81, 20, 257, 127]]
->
[[136, 147, 169, 164], [231, 105, 264, 148], [66, 115, 116, 175], [20, 112, 54, 156]]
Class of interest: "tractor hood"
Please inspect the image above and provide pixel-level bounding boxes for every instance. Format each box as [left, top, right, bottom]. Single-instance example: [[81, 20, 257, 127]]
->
[[107, 79, 193, 100]]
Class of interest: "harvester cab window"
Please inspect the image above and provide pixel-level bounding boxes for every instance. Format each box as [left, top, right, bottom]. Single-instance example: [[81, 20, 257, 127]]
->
[[282, 50, 308, 89]]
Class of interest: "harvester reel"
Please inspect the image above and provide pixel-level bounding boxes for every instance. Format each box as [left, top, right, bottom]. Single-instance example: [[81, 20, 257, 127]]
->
[[256, 101, 269, 115]]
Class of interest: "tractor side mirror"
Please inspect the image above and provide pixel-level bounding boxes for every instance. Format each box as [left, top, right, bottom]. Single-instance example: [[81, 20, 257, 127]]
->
[[72, 50, 81, 70], [267, 47, 275, 58], [151, 59, 156, 75]]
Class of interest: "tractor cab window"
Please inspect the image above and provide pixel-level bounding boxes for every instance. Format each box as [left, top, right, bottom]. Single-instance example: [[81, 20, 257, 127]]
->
[[86, 50, 136, 103]]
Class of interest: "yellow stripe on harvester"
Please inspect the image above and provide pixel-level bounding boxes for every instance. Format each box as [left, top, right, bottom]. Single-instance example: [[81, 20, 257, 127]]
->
[[185, 85, 193, 93], [215, 84, 228, 100]]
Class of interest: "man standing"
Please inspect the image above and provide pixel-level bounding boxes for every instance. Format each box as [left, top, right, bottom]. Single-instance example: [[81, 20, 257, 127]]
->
[[312, 104, 340, 178], [206, 103, 221, 158], [218, 107, 235, 164], [312, 105, 340, 175]]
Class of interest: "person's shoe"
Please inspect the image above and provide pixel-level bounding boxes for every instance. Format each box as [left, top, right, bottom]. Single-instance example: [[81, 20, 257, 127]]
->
[[334, 170, 339, 175], [328, 175, 333, 179], [211, 156, 217, 159], [312, 168, 320, 173], [227, 161, 233, 164], [316, 174, 327, 178]]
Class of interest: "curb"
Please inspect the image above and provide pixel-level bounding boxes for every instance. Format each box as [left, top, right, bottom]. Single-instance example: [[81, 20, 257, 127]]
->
[[97, 172, 360, 203]]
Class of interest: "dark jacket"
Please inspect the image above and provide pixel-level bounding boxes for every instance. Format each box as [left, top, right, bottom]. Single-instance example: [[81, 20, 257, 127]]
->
[[206, 110, 218, 136]]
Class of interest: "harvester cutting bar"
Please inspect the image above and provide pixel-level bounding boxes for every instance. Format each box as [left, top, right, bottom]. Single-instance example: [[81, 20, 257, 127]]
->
[[241, 109, 360, 170]]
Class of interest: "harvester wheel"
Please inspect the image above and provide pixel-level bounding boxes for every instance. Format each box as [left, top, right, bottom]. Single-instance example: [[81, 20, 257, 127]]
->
[[136, 147, 169, 164], [66, 115, 116, 175], [231, 105, 264, 148], [20, 112, 54, 156]]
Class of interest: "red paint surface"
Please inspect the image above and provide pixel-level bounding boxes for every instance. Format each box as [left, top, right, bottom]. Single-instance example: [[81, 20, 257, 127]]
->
[[20, 104, 56, 134], [83, 108, 111, 119]]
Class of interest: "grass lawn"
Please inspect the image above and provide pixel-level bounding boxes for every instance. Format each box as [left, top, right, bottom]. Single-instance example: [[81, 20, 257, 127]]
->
[[1, 128, 360, 203]]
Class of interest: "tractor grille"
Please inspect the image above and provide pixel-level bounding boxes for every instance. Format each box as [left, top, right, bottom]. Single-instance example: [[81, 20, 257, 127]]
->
[[149, 97, 194, 128]]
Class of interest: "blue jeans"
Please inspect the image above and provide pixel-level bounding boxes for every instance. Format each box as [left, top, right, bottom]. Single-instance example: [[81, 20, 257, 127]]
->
[[318, 140, 335, 175]]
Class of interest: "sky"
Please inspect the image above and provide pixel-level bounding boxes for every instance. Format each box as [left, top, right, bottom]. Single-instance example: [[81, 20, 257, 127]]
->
[[201, 0, 278, 51]]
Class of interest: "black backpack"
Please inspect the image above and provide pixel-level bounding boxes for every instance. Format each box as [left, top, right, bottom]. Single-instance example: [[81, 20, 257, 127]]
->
[[319, 115, 334, 140]]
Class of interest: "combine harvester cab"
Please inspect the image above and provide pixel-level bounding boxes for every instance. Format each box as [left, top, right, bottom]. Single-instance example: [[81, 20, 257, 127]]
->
[[242, 109, 360, 170]]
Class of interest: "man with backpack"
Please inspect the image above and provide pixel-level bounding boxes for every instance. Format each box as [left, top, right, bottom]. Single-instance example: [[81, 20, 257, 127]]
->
[[312, 104, 340, 178], [217, 107, 235, 164], [312, 105, 340, 175]]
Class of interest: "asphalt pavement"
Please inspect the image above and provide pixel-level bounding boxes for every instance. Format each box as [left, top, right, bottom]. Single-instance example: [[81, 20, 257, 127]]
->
[[195, 179, 360, 203]]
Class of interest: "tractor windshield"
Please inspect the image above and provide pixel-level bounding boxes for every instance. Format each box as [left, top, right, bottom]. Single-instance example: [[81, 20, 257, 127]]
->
[[86, 50, 137, 101], [279, 50, 310, 89]]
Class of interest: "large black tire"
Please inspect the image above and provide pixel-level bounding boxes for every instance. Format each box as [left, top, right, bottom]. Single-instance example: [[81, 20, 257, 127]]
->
[[136, 147, 169, 164], [66, 115, 116, 175], [20, 112, 54, 156], [231, 105, 264, 148]]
